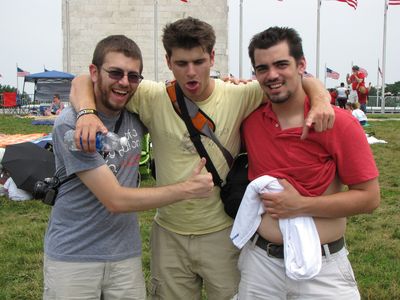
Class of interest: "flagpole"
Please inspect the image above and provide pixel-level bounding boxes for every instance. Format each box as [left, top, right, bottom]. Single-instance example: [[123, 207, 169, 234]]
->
[[65, 0, 71, 73], [154, 0, 159, 82], [376, 58, 380, 101], [16, 63, 19, 93], [323, 63, 327, 88], [239, 0, 243, 78], [381, 0, 388, 113], [316, 0, 321, 79]]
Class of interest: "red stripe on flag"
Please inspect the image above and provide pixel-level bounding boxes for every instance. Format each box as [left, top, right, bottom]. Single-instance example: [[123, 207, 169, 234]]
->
[[389, 0, 400, 5], [17, 67, 30, 77], [337, 0, 357, 9]]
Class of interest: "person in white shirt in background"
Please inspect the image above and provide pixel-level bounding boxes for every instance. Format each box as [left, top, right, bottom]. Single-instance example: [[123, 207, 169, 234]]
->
[[336, 82, 348, 109], [346, 102, 368, 126]]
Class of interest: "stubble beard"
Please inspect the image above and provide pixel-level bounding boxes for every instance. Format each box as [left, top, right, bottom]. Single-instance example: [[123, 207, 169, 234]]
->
[[97, 77, 130, 112], [264, 88, 292, 105]]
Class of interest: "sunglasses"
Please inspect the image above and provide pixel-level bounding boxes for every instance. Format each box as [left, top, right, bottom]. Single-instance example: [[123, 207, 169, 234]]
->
[[102, 68, 144, 84]]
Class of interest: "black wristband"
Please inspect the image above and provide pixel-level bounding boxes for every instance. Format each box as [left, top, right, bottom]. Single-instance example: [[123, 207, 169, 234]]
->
[[76, 109, 98, 120]]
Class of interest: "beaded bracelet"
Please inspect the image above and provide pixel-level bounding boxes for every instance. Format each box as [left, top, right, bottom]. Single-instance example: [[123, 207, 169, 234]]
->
[[76, 109, 98, 120]]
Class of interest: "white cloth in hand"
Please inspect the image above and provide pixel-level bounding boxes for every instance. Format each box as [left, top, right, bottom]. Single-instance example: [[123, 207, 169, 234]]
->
[[230, 175, 321, 280]]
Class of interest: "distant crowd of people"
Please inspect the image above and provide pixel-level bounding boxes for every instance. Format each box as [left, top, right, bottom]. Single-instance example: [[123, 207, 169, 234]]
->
[[328, 65, 371, 126]]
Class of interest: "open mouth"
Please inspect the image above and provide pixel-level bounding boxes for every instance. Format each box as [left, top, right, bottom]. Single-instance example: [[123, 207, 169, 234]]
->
[[112, 88, 129, 96], [185, 81, 199, 92], [110, 88, 131, 104], [267, 82, 283, 90]]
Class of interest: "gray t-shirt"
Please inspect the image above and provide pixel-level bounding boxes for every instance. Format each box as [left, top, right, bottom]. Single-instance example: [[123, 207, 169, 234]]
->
[[44, 106, 146, 262]]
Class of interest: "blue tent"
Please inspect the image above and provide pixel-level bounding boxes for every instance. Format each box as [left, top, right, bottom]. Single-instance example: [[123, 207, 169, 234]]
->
[[23, 70, 75, 103]]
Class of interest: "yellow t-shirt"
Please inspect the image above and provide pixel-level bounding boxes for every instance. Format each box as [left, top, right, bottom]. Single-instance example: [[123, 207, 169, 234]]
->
[[126, 79, 263, 234]]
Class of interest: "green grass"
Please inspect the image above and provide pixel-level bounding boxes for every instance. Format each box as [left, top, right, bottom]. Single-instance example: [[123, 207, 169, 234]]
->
[[368, 113, 400, 119], [0, 114, 399, 299]]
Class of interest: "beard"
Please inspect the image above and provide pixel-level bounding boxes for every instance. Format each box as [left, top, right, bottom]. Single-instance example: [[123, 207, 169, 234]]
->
[[262, 84, 292, 104], [267, 92, 291, 104], [96, 76, 131, 112]]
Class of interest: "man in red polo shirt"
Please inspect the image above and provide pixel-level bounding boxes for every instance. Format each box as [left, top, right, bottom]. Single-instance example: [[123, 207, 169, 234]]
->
[[238, 26, 380, 299]]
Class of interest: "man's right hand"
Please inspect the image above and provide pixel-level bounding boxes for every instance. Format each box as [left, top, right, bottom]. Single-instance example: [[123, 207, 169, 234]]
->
[[74, 114, 108, 152], [183, 158, 214, 199]]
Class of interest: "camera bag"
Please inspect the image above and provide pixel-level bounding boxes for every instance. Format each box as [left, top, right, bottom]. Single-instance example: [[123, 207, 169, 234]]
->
[[219, 152, 249, 219]]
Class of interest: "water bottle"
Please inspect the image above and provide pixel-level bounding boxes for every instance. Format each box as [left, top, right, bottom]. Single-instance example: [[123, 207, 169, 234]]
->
[[64, 129, 128, 152]]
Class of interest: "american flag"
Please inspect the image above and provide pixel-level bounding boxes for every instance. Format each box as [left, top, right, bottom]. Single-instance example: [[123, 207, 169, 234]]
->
[[326, 67, 340, 80], [336, 0, 357, 9], [17, 67, 30, 77], [389, 0, 400, 5], [359, 67, 368, 77]]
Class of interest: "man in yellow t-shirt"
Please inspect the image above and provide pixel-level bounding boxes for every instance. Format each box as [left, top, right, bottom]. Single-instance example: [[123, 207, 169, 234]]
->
[[70, 17, 334, 300]]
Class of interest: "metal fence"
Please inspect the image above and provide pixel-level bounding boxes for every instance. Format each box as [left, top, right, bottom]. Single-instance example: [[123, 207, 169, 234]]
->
[[2, 93, 400, 115], [366, 96, 400, 113]]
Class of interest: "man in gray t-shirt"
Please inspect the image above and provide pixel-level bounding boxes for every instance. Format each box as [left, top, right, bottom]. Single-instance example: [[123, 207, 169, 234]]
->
[[43, 35, 213, 300]]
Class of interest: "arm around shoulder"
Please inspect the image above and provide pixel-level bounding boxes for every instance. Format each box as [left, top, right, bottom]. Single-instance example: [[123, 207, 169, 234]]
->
[[301, 77, 334, 138], [70, 75, 107, 152], [70, 75, 96, 111]]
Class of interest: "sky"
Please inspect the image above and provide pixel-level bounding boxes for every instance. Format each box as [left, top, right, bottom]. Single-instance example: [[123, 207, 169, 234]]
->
[[0, 0, 399, 95], [227, 0, 400, 88]]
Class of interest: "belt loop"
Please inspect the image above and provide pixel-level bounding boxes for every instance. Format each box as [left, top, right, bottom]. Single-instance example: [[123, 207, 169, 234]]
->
[[322, 243, 331, 260], [251, 233, 259, 249]]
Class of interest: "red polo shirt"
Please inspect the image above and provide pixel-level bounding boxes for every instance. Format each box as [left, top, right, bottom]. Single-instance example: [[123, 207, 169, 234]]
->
[[242, 98, 378, 196]]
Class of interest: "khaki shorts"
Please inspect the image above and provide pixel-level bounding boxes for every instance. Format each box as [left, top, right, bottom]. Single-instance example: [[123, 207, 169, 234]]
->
[[238, 241, 360, 300], [43, 255, 146, 300], [149, 222, 240, 300]]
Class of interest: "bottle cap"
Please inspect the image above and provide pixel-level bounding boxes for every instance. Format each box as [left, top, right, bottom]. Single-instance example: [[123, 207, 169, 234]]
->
[[120, 137, 128, 147]]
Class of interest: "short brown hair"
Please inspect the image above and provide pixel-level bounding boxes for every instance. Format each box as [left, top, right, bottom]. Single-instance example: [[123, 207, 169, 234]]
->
[[92, 35, 143, 73], [248, 27, 304, 68], [162, 17, 215, 57]]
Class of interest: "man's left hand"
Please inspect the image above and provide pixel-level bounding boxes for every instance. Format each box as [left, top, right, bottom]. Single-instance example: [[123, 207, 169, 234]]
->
[[260, 179, 306, 219], [302, 99, 335, 140]]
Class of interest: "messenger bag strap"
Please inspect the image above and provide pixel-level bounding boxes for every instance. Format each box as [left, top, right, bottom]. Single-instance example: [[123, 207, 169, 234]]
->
[[166, 81, 233, 167], [174, 83, 223, 187]]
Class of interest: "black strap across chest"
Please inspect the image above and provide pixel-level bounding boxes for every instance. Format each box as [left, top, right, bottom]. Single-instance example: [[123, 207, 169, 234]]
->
[[174, 84, 224, 187]]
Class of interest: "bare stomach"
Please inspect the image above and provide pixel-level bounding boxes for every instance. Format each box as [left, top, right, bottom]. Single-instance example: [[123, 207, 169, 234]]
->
[[257, 176, 347, 244]]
